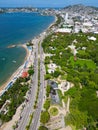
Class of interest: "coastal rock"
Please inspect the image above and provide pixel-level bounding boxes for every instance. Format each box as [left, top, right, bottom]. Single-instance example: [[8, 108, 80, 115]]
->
[[7, 45, 16, 48]]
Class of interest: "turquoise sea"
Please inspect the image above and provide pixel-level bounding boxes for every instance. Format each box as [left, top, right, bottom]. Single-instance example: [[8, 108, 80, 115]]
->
[[0, 12, 55, 86]]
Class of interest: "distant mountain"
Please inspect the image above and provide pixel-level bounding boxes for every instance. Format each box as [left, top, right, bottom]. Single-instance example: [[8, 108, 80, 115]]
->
[[64, 4, 85, 9], [63, 4, 98, 14]]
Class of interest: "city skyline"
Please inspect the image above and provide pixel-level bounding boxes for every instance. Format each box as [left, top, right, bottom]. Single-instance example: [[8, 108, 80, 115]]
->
[[0, 0, 98, 7]]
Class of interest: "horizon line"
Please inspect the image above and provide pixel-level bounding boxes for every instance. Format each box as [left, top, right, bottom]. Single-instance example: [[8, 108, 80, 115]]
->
[[0, 4, 98, 8]]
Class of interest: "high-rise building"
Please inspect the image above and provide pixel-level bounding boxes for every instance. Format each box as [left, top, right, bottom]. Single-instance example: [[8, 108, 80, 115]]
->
[[64, 13, 68, 22]]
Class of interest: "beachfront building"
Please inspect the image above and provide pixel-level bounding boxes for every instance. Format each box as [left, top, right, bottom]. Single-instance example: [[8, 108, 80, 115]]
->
[[21, 71, 29, 78]]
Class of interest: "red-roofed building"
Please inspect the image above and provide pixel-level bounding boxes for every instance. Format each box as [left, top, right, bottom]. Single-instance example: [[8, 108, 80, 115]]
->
[[21, 71, 29, 78]]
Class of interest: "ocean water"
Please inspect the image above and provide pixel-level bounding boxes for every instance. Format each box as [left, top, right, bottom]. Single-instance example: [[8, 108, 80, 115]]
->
[[0, 12, 55, 86]]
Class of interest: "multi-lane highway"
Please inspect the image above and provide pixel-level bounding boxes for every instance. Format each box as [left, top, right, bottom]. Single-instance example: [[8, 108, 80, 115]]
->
[[15, 34, 46, 130], [15, 41, 39, 130], [30, 36, 45, 130]]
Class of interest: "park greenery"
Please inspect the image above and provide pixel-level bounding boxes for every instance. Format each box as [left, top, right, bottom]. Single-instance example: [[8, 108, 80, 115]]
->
[[40, 87, 51, 129], [34, 60, 40, 109], [42, 32, 98, 129], [0, 77, 29, 123], [46, 85, 51, 97], [40, 111, 50, 124], [49, 107, 59, 116], [44, 99, 50, 110], [38, 126, 48, 130], [28, 65, 34, 76]]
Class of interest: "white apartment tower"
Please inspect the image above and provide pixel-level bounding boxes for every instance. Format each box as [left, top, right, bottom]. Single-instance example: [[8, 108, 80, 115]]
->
[[64, 13, 68, 22]]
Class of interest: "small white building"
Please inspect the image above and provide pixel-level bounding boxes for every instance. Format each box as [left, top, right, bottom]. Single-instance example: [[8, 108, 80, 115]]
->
[[48, 69, 55, 74], [88, 36, 96, 41], [94, 31, 98, 34], [82, 47, 86, 50], [68, 44, 78, 56], [55, 28, 72, 33], [48, 63, 57, 74], [82, 28, 89, 33], [48, 63, 57, 69], [74, 27, 80, 33], [64, 13, 68, 22], [58, 81, 71, 94], [83, 22, 93, 27]]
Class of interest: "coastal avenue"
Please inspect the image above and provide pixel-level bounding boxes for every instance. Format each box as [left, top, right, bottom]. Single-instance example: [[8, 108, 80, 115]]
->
[[15, 34, 45, 130], [30, 35, 45, 130], [15, 39, 39, 130]]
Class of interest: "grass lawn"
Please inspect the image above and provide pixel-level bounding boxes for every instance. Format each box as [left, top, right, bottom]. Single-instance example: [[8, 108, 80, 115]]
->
[[70, 125, 77, 130], [69, 56, 96, 69], [63, 96, 68, 103], [49, 107, 59, 116], [60, 75, 67, 80]]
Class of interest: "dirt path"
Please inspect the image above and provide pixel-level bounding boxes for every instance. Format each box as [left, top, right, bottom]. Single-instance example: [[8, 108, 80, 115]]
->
[[66, 97, 70, 113]]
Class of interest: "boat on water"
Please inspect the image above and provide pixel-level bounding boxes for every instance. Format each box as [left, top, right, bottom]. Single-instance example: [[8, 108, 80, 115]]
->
[[12, 60, 16, 63]]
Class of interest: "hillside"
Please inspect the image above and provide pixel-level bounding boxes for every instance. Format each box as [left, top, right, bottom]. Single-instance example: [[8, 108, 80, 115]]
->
[[63, 4, 98, 14]]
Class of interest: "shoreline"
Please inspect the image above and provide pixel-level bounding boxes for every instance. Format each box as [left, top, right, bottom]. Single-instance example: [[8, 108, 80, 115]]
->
[[0, 44, 30, 96], [0, 15, 57, 96]]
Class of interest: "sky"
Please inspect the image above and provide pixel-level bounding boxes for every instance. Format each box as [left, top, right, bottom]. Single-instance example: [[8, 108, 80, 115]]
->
[[0, 0, 98, 7]]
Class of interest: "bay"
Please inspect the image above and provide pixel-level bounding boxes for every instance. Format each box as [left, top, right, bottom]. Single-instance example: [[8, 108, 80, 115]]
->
[[0, 12, 55, 85]]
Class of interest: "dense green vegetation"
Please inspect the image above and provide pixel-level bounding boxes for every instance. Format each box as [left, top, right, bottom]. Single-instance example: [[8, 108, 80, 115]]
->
[[40, 111, 50, 124], [0, 66, 34, 124], [51, 69, 61, 78], [0, 77, 29, 123], [46, 85, 51, 97], [65, 87, 98, 129], [28, 65, 34, 76], [69, 56, 96, 69], [42, 32, 98, 129], [44, 99, 50, 110], [38, 126, 48, 130], [34, 60, 40, 109], [53, 15, 62, 27]]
